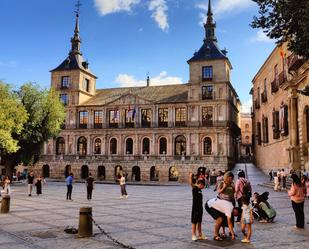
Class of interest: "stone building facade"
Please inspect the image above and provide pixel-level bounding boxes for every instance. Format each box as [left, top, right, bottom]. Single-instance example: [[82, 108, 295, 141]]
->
[[239, 113, 252, 161], [251, 42, 309, 173], [35, 1, 241, 182]]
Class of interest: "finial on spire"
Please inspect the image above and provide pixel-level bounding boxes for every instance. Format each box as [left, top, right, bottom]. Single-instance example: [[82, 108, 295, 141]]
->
[[204, 0, 217, 42], [207, 0, 212, 16], [146, 72, 150, 87], [75, 0, 82, 16], [70, 0, 82, 55]]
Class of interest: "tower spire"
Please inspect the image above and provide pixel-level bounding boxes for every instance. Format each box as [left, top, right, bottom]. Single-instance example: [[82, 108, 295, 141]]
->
[[204, 0, 217, 42], [70, 0, 82, 55]]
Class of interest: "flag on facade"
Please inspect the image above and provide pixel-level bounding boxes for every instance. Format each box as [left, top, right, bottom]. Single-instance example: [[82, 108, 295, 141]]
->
[[132, 106, 137, 119]]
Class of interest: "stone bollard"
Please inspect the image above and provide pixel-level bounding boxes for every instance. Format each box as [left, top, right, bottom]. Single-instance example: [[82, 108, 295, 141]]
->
[[1, 196, 11, 214], [78, 207, 93, 237]]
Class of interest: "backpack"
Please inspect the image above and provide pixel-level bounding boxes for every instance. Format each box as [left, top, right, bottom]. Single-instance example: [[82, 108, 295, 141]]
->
[[241, 179, 252, 199]]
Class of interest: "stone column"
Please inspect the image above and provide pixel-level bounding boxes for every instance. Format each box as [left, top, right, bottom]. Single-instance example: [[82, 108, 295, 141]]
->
[[289, 92, 300, 170]]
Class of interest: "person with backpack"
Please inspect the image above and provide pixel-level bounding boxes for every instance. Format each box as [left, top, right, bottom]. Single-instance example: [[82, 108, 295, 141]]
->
[[235, 171, 252, 223]]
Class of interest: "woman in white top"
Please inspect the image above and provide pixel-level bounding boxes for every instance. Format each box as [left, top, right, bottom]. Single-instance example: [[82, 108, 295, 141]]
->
[[119, 173, 128, 198]]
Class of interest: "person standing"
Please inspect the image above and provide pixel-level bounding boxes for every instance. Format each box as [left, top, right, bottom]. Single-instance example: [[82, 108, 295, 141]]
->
[[288, 174, 305, 229], [273, 172, 280, 191], [241, 197, 254, 243], [119, 173, 128, 198], [1, 176, 11, 197], [35, 175, 46, 196], [269, 169, 273, 182], [281, 169, 287, 189], [86, 173, 95, 200], [235, 171, 252, 223], [66, 173, 74, 201], [189, 173, 206, 241], [27, 172, 35, 196]]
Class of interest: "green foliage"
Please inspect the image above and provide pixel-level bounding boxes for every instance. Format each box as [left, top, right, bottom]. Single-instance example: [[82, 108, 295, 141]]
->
[[0, 82, 28, 154], [1, 82, 66, 168], [251, 0, 309, 59]]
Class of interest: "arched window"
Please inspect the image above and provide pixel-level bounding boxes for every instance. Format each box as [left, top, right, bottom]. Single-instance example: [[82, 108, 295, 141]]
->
[[159, 137, 167, 154], [126, 138, 133, 154], [175, 135, 186, 155], [64, 165, 71, 178], [42, 165, 50, 178], [114, 165, 123, 180], [56, 137, 65, 155], [245, 136, 250, 144], [132, 166, 141, 181], [169, 166, 179, 181], [94, 138, 101, 154], [81, 165, 89, 179], [150, 166, 158, 181], [110, 138, 117, 155], [77, 137, 87, 156], [142, 138, 150, 154], [204, 137, 212, 155], [97, 165, 105, 180]]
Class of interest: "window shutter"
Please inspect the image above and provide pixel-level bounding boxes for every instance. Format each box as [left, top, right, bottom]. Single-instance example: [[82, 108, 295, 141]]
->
[[283, 105, 289, 136]]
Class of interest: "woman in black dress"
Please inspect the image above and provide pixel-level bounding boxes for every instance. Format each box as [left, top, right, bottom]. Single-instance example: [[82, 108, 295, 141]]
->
[[36, 175, 45, 195]]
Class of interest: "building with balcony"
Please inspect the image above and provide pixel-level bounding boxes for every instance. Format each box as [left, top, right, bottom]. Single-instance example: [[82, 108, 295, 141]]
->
[[251, 42, 309, 173], [239, 113, 252, 161], [34, 0, 241, 182]]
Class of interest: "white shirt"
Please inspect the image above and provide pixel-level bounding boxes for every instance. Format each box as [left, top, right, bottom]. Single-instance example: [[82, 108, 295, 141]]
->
[[119, 176, 126, 185], [207, 198, 234, 218]]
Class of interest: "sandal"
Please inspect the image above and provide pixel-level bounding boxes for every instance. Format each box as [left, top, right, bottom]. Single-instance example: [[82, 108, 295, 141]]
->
[[219, 233, 226, 238], [214, 236, 223, 241]]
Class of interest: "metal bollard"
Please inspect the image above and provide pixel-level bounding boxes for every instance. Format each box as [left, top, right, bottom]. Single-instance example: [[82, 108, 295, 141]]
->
[[1, 196, 11, 214], [78, 207, 93, 237]]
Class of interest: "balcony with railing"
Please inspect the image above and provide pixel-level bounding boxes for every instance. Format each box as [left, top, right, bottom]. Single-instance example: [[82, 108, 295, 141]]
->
[[254, 99, 260, 110], [271, 79, 279, 93], [175, 121, 187, 127], [202, 120, 213, 127], [278, 71, 287, 86], [288, 54, 305, 71], [261, 91, 267, 103]]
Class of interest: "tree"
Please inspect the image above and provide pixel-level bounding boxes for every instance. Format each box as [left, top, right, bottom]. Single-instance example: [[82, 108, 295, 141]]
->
[[251, 0, 309, 59], [0, 82, 28, 155], [1, 82, 66, 175]]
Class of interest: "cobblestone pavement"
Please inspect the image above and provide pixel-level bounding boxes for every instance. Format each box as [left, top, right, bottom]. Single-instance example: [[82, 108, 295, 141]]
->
[[0, 163, 308, 249]]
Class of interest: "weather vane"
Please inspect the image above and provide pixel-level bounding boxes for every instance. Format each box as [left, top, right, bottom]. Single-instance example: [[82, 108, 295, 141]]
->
[[75, 0, 82, 15]]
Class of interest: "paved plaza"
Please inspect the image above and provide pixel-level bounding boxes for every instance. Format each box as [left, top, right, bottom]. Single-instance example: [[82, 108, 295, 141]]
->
[[0, 164, 308, 249]]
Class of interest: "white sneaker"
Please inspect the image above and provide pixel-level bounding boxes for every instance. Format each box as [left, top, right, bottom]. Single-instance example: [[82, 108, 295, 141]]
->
[[198, 234, 207, 240], [125, 195, 128, 198], [120, 196, 124, 199], [192, 235, 197, 241]]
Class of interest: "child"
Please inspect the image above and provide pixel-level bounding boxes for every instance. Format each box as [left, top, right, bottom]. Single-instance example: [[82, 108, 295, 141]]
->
[[241, 197, 253, 243], [189, 173, 206, 241], [119, 173, 128, 198], [273, 172, 280, 191]]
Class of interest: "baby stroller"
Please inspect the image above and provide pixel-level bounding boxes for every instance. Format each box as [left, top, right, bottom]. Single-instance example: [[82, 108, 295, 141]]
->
[[252, 192, 276, 222]]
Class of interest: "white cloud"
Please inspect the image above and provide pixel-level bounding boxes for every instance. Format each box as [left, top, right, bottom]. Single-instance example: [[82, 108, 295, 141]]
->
[[241, 99, 252, 113], [251, 30, 273, 43], [94, 0, 140, 15], [148, 0, 169, 32], [115, 71, 182, 87], [214, 0, 254, 15], [196, 0, 254, 24]]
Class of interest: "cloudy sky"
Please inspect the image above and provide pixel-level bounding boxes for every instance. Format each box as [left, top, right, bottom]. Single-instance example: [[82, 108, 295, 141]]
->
[[0, 0, 276, 112]]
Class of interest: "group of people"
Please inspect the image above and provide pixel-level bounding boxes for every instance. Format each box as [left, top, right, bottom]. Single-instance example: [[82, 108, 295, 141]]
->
[[190, 169, 279, 244], [64, 172, 128, 201], [27, 172, 46, 196]]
